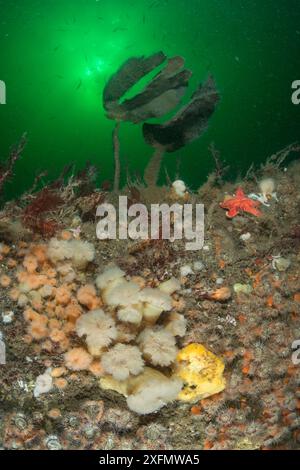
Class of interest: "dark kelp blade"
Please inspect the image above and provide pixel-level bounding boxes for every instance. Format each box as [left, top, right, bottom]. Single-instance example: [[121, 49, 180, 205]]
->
[[103, 52, 166, 115], [142, 75, 220, 152], [103, 53, 192, 123], [120, 56, 192, 123]]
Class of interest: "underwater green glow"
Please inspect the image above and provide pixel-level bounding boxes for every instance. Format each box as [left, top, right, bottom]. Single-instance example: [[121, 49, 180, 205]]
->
[[0, 0, 300, 199]]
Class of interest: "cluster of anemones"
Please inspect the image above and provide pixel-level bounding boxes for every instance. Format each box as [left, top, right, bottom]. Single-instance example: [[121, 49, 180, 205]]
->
[[0, 233, 189, 414]]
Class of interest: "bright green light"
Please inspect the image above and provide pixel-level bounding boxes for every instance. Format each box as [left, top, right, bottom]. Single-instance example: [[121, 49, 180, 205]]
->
[[85, 68, 92, 77], [96, 58, 105, 72]]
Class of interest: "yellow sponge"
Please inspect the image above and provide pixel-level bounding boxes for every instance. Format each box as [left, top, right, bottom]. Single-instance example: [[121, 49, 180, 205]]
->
[[175, 343, 226, 402]]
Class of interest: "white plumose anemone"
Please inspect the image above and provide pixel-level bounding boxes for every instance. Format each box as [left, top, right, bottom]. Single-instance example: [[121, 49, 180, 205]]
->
[[140, 287, 172, 323], [126, 367, 183, 414], [137, 328, 177, 367], [76, 309, 117, 356], [172, 180, 187, 198], [101, 344, 144, 381]]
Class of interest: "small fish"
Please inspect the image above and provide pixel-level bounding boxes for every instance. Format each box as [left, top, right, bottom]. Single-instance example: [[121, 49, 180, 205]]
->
[[113, 26, 128, 32], [75, 79, 82, 90], [64, 17, 76, 25], [206, 60, 213, 71], [149, 0, 160, 8]]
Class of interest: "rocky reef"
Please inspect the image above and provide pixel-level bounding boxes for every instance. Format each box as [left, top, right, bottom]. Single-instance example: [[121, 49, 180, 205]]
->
[[0, 142, 300, 450]]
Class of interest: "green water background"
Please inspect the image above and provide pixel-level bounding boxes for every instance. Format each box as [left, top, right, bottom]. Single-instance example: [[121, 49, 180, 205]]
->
[[0, 0, 299, 200]]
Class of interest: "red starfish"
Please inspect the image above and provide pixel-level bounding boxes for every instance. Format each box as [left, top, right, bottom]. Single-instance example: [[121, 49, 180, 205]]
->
[[220, 187, 262, 218]]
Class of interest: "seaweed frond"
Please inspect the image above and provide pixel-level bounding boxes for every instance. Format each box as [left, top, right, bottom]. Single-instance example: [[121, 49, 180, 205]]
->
[[0, 133, 27, 193], [22, 188, 64, 237]]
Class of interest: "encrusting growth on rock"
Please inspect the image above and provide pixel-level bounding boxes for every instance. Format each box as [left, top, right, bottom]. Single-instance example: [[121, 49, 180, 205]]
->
[[0, 233, 196, 414]]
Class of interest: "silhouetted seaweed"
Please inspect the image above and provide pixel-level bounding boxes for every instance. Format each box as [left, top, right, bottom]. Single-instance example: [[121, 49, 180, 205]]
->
[[22, 188, 64, 237], [103, 52, 219, 189], [0, 134, 27, 194], [207, 142, 229, 185]]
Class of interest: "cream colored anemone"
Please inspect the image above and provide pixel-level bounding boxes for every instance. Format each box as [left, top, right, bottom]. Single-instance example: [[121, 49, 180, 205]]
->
[[139, 287, 172, 323], [137, 327, 177, 367], [104, 280, 141, 308], [117, 306, 143, 325], [75, 309, 117, 356], [158, 277, 181, 295], [95, 264, 125, 290]]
